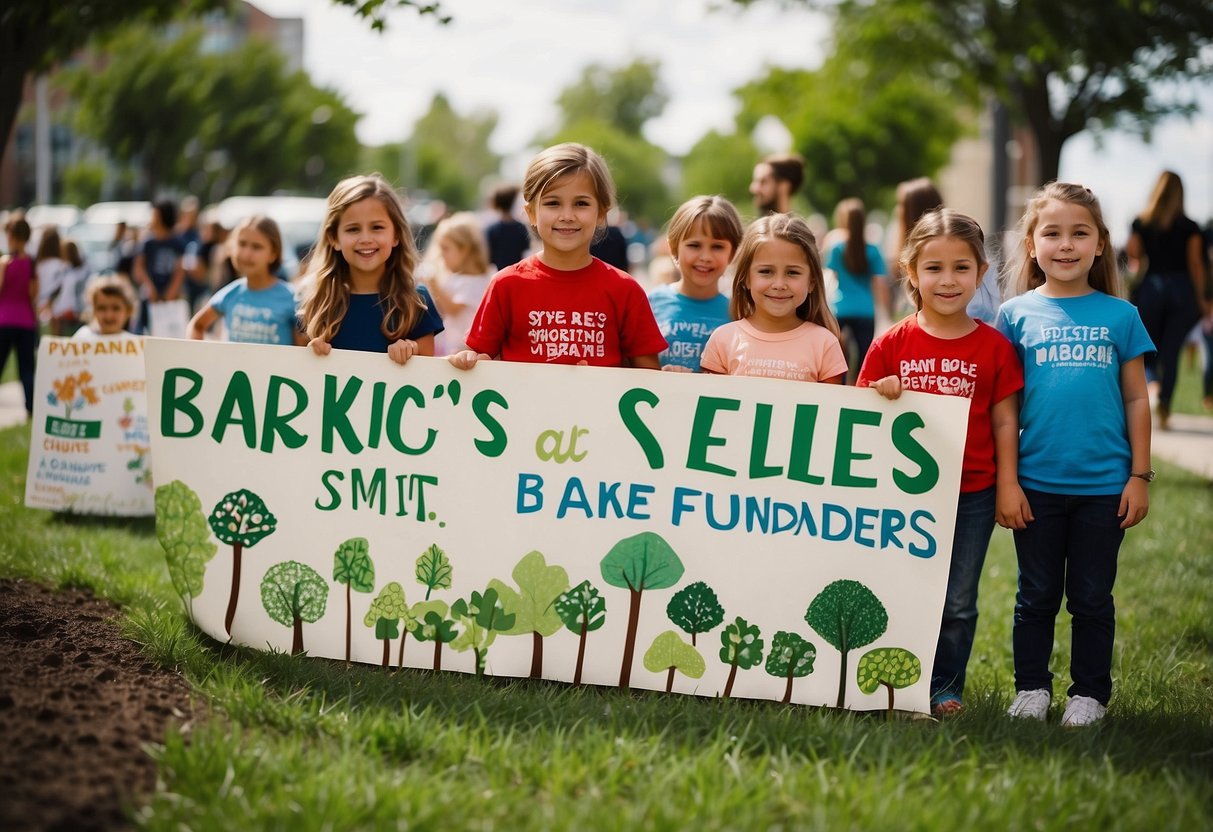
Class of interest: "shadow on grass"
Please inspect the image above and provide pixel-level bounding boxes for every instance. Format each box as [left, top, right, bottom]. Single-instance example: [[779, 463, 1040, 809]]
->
[[180, 619, 1213, 788], [47, 512, 157, 535]]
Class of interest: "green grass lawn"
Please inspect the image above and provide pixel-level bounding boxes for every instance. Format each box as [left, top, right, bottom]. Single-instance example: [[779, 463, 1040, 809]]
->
[[1, 422, 1211, 831]]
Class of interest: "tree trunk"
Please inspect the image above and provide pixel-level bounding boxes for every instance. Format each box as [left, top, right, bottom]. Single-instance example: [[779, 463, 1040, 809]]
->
[[433, 639, 442, 671], [224, 543, 243, 637], [836, 636, 849, 709], [344, 582, 352, 664], [573, 621, 587, 686], [0, 23, 42, 181], [474, 647, 483, 677], [529, 631, 543, 679], [618, 588, 643, 688], [884, 682, 895, 721], [381, 637, 390, 667], [782, 671, 794, 704], [723, 660, 739, 698], [397, 630, 407, 668], [291, 615, 303, 655], [665, 666, 675, 693]]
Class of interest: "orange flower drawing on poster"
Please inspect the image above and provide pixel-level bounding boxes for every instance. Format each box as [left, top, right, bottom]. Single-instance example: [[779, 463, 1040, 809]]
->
[[48, 371, 100, 418]]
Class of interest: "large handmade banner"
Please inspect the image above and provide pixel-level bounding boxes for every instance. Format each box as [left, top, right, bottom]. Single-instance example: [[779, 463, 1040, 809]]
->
[[146, 339, 968, 713], [25, 335, 154, 516]]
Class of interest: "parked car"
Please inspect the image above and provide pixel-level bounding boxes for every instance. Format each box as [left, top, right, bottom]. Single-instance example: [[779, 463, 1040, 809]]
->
[[211, 196, 327, 276], [68, 201, 155, 275]]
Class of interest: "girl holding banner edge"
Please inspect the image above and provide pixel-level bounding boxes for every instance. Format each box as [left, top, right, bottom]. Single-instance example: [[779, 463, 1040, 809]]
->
[[299, 174, 444, 365], [858, 209, 1026, 718], [447, 143, 666, 371], [997, 183, 1153, 728], [699, 213, 847, 383]]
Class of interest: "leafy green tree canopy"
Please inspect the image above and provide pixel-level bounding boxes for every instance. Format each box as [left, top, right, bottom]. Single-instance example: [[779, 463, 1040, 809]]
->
[[555, 59, 669, 137], [207, 489, 276, 548], [643, 631, 706, 679], [489, 550, 570, 639], [261, 561, 329, 627], [719, 616, 764, 669], [600, 531, 685, 593], [154, 480, 217, 609], [554, 580, 607, 634], [751, 0, 1213, 183], [415, 543, 452, 599], [365, 582, 409, 639], [333, 537, 375, 592], [666, 581, 725, 646], [764, 631, 816, 680], [856, 647, 921, 694]]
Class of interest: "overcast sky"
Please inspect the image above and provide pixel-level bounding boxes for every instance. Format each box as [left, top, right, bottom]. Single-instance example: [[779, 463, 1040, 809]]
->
[[253, 0, 1212, 240]]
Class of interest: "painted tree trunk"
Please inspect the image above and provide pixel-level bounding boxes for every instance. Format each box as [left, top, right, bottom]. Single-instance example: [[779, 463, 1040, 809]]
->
[[397, 631, 407, 668], [573, 621, 588, 685], [618, 588, 643, 688], [224, 543, 244, 636], [836, 633, 850, 708], [344, 583, 352, 663], [291, 615, 303, 655], [433, 640, 442, 671], [381, 637, 390, 667], [884, 682, 895, 719], [783, 671, 795, 704], [474, 647, 484, 677], [529, 631, 543, 679], [723, 660, 739, 698], [665, 667, 675, 693]]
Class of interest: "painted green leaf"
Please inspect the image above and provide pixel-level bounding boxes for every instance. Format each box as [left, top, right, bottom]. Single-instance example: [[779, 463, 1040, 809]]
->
[[599, 531, 685, 591], [365, 582, 409, 628], [260, 561, 329, 627], [208, 488, 277, 547], [805, 579, 889, 708], [856, 647, 922, 694], [718, 616, 764, 669], [333, 537, 375, 592], [415, 543, 452, 598], [554, 580, 607, 633], [642, 630, 705, 678], [764, 631, 817, 679], [666, 581, 725, 643], [805, 580, 888, 653], [154, 480, 217, 606], [411, 609, 457, 644], [489, 550, 570, 637], [374, 617, 400, 641]]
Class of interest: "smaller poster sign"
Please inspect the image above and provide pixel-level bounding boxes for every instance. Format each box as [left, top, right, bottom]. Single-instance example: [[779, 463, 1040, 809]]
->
[[25, 335, 154, 516]]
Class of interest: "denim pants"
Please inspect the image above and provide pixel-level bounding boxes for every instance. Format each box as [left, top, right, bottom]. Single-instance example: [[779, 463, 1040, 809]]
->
[[0, 326, 37, 416], [1134, 271, 1201, 409], [931, 486, 996, 702], [1012, 489, 1124, 705]]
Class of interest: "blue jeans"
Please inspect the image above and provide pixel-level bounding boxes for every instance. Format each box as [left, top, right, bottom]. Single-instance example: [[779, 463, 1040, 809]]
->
[[931, 486, 996, 702], [1134, 271, 1201, 409], [1012, 489, 1124, 705]]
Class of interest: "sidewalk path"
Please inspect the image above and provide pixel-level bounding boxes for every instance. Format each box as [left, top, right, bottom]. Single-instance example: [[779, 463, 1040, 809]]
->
[[2, 380, 1212, 479]]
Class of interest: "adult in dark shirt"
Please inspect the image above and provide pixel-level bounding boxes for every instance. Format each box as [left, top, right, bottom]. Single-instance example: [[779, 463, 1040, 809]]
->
[[485, 184, 530, 271], [590, 224, 630, 272], [1126, 170, 1208, 428]]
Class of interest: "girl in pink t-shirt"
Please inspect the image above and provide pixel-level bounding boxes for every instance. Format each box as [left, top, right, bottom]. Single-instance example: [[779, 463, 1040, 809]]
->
[[700, 213, 847, 382]]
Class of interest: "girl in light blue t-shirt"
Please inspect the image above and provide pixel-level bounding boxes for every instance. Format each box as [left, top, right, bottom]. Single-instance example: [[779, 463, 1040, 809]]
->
[[996, 182, 1154, 728], [647, 196, 742, 372]]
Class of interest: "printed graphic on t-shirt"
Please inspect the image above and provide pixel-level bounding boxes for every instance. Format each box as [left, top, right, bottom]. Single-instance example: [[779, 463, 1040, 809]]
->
[[898, 357, 977, 398], [527, 309, 608, 361], [1031, 324, 1116, 369], [228, 302, 288, 344], [664, 321, 715, 365]]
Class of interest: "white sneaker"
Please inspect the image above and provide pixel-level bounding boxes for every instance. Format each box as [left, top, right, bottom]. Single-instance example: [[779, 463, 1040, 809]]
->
[[1007, 689, 1051, 721], [1061, 695, 1107, 727]]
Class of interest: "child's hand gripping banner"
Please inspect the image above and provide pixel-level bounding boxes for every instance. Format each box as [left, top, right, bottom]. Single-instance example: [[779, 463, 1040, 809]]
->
[[146, 339, 969, 713], [25, 335, 154, 516]]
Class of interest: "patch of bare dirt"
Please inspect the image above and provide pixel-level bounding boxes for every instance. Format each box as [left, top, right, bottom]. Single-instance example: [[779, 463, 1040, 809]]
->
[[0, 579, 200, 831]]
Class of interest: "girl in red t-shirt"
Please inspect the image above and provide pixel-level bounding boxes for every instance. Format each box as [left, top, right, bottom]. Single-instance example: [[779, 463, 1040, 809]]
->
[[858, 209, 1027, 717]]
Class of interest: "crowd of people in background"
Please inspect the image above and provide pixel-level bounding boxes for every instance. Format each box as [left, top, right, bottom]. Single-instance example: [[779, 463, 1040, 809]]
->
[[2, 140, 1211, 727]]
